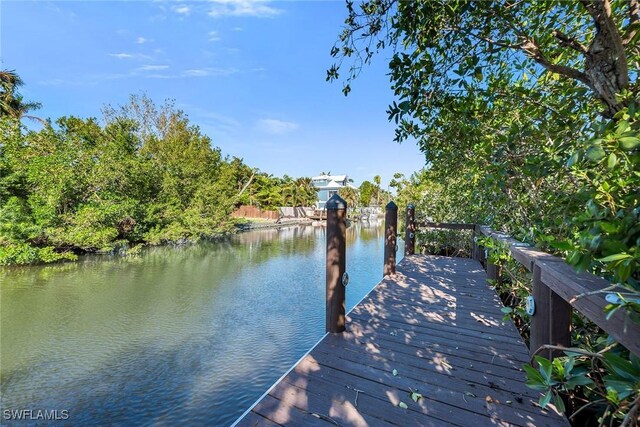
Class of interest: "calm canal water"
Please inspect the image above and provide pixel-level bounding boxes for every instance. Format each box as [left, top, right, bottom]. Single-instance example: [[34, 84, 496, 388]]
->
[[0, 222, 402, 426]]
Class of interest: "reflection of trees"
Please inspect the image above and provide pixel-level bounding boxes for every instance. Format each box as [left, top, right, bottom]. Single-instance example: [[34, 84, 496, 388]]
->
[[229, 226, 321, 264], [1, 221, 387, 426], [346, 222, 383, 244]]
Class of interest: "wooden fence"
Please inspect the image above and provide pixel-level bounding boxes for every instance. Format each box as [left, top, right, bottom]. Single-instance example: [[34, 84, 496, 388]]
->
[[231, 205, 280, 220]]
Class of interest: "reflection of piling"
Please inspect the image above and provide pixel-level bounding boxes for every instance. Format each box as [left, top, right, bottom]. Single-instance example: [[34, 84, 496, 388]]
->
[[404, 204, 416, 256], [383, 201, 398, 277], [326, 194, 347, 333]]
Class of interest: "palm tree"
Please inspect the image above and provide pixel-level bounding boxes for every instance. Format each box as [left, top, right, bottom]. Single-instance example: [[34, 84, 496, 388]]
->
[[296, 177, 317, 207], [373, 175, 382, 206], [284, 177, 316, 207], [339, 186, 358, 210], [0, 70, 43, 123]]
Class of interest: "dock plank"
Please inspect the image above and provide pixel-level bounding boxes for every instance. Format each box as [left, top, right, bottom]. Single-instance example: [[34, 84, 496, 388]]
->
[[234, 255, 569, 426]]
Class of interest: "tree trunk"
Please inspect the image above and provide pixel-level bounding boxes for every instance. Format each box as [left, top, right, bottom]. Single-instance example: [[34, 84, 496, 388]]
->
[[581, 0, 630, 117]]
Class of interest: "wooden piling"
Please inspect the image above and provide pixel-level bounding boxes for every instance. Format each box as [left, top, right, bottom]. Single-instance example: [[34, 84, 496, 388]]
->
[[384, 201, 398, 277], [326, 194, 347, 334], [404, 204, 416, 256]]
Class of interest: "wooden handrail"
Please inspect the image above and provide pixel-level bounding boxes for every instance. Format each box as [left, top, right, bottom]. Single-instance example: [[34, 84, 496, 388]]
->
[[399, 211, 639, 358], [416, 221, 476, 230]]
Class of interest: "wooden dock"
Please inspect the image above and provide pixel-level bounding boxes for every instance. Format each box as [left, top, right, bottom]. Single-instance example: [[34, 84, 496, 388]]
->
[[233, 255, 569, 426]]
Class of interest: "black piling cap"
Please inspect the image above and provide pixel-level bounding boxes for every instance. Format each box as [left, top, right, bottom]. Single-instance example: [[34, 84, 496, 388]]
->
[[386, 201, 398, 210], [326, 193, 347, 210]]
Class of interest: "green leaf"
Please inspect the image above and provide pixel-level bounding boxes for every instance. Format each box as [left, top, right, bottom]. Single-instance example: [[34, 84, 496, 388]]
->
[[565, 375, 593, 388], [392, 369, 398, 376], [410, 391, 423, 402], [563, 357, 575, 376], [607, 153, 617, 169], [619, 136, 640, 150], [534, 356, 553, 383], [473, 67, 483, 81], [605, 304, 621, 320], [549, 240, 575, 251], [603, 353, 640, 381], [398, 401, 408, 409], [586, 145, 605, 162], [524, 364, 546, 386], [566, 152, 579, 167], [553, 393, 565, 413], [598, 253, 631, 262], [539, 390, 552, 408]]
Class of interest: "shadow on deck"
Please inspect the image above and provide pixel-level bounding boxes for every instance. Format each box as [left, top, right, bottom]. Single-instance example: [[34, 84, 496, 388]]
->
[[233, 255, 569, 427]]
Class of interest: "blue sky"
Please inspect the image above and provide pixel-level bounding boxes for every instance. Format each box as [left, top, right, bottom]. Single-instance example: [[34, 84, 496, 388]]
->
[[1, 0, 426, 188]]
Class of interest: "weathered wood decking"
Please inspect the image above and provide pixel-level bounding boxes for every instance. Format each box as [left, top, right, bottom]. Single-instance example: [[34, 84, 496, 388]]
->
[[234, 255, 569, 426]]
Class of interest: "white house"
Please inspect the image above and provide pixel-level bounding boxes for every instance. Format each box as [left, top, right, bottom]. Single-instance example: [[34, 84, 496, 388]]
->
[[311, 174, 357, 209]]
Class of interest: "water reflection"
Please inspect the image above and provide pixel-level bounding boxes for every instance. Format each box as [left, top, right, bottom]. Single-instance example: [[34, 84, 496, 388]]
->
[[0, 222, 401, 426]]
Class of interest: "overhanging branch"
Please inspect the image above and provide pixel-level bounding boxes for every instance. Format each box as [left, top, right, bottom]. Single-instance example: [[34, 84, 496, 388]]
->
[[520, 39, 592, 87], [552, 30, 588, 53], [623, 0, 640, 44]]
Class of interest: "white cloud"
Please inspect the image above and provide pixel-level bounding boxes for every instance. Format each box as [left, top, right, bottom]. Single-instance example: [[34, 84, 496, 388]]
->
[[258, 118, 299, 134], [137, 65, 170, 71], [136, 37, 153, 44], [184, 69, 210, 77], [109, 53, 134, 59], [208, 0, 282, 18], [108, 52, 154, 61], [37, 78, 67, 86], [208, 31, 221, 42], [174, 4, 191, 15], [182, 67, 238, 77]]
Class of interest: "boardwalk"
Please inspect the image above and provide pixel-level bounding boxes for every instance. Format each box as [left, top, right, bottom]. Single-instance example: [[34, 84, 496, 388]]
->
[[234, 255, 569, 426]]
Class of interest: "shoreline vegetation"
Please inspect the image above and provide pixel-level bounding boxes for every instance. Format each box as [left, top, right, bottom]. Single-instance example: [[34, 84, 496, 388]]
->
[[1, 93, 324, 266]]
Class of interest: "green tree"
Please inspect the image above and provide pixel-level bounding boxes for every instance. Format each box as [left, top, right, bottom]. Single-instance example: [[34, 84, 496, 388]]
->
[[359, 180, 375, 206], [0, 70, 42, 121], [290, 177, 317, 207], [0, 92, 268, 263], [338, 186, 358, 209], [373, 174, 382, 206], [329, 1, 638, 122], [329, 2, 640, 423]]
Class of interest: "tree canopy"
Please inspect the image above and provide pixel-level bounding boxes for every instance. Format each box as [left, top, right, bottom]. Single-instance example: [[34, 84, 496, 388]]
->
[[0, 92, 318, 265], [331, 1, 639, 423], [0, 70, 42, 122]]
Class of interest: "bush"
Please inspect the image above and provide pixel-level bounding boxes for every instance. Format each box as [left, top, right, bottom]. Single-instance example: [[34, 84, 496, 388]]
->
[[0, 243, 76, 265]]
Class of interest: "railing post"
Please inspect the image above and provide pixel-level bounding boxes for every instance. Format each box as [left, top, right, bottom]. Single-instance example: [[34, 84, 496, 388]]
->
[[473, 240, 486, 266], [549, 290, 572, 359], [530, 262, 572, 361], [472, 226, 485, 266], [487, 261, 502, 287], [326, 194, 347, 334], [384, 201, 398, 277], [404, 203, 416, 256], [530, 263, 551, 360]]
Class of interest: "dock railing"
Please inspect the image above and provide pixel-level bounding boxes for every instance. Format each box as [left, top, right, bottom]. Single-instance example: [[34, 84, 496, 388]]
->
[[379, 202, 639, 360]]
